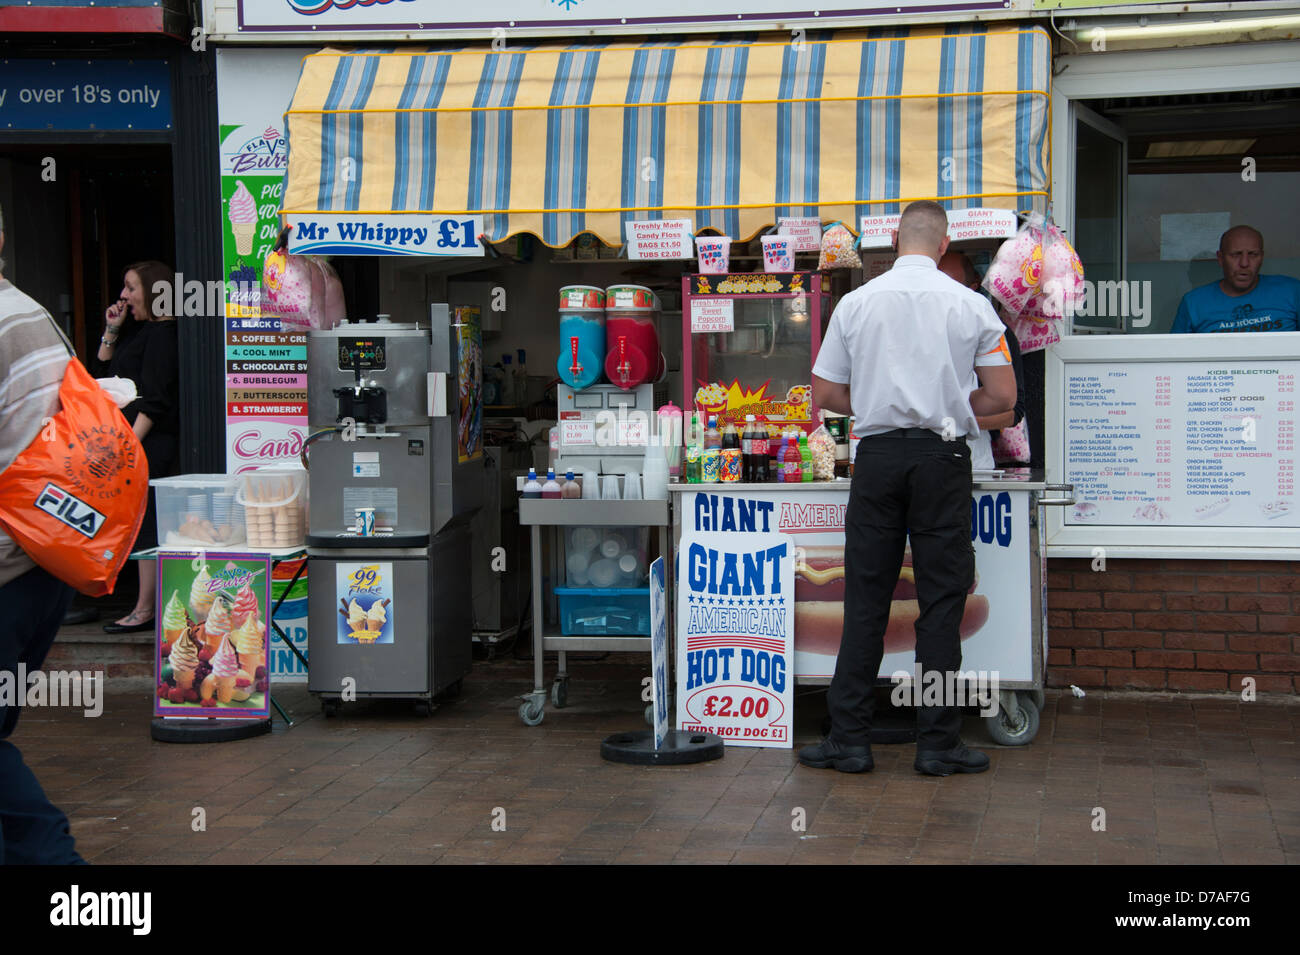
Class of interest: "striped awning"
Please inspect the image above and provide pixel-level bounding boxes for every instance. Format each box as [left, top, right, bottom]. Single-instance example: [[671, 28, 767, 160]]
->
[[282, 26, 1051, 248]]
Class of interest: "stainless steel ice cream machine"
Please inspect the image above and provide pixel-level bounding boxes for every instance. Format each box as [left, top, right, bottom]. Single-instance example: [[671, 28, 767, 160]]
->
[[305, 306, 483, 716]]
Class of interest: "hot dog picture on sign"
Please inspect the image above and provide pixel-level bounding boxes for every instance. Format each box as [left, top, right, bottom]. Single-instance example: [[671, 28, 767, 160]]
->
[[676, 531, 795, 748]]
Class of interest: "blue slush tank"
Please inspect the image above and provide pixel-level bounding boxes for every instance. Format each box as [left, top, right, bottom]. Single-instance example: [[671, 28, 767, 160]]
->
[[556, 308, 605, 389]]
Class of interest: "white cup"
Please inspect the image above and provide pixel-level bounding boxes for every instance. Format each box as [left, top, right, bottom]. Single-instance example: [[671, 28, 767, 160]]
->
[[581, 470, 600, 500], [601, 474, 621, 500], [623, 471, 642, 500]]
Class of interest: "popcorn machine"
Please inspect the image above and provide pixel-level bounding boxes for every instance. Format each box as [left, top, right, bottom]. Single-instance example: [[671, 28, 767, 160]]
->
[[681, 271, 830, 429]]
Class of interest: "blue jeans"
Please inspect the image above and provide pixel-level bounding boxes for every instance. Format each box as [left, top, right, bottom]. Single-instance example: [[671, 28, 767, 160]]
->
[[0, 565, 82, 864]]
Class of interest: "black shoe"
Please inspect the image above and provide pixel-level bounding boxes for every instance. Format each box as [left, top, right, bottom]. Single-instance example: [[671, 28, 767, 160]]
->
[[798, 738, 873, 773], [103, 617, 155, 634], [63, 606, 98, 625], [914, 742, 990, 776]]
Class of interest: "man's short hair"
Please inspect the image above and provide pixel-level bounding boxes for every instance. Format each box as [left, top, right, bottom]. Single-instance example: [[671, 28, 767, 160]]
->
[[898, 200, 948, 251], [1219, 224, 1262, 253]]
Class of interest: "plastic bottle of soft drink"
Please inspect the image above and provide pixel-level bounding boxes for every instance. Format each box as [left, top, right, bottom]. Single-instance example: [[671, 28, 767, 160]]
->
[[741, 415, 757, 482], [542, 468, 562, 499], [684, 412, 702, 484], [721, 419, 740, 451], [768, 424, 781, 479], [781, 438, 802, 483], [798, 433, 813, 482], [704, 415, 721, 451], [523, 467, 542, 499], [753, 422, 770, 483], [562, 469, 582, 499]]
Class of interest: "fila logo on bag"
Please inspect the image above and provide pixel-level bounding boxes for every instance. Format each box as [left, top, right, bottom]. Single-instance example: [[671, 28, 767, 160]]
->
[[35, 483, 106, 539]]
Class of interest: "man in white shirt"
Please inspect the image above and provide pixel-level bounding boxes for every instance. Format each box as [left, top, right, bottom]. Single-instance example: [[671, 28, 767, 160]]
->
[[800, 200, 1015, 776]]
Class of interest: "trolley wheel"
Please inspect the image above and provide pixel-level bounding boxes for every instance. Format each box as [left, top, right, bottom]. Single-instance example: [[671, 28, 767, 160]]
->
[[550, 679, 569, 709], [985, 691, 1040, 746], [519, 699, 545, 726], [321, 699, 340, 718], [413, 700, 433, 717]]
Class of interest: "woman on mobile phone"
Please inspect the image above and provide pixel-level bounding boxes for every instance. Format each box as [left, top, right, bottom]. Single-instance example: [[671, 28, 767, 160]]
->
[[96, 261, 179, 634]]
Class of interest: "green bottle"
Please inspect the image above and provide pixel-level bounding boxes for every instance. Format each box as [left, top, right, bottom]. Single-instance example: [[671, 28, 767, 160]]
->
[[798, 433, 813, 482]]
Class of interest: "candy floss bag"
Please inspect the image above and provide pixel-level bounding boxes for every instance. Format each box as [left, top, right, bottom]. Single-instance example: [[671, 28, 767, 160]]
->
[[982, 214, 1047, 316], [0, 317, 147, 596], [263, 228, 343, 330]]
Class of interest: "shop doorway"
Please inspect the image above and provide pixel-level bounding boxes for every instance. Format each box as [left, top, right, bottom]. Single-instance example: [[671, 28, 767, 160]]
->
[[0, 144, 174, 361]]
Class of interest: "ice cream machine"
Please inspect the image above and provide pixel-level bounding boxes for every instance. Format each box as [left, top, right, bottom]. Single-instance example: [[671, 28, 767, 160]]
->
[[305, 306, 483, 716]]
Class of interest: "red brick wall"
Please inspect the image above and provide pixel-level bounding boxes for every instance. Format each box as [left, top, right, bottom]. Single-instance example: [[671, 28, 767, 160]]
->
[[1046, 558, 1300, 694]]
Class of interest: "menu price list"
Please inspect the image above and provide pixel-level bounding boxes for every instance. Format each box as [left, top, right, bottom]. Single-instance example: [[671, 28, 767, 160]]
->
[[1065, 362, 1297, 527]]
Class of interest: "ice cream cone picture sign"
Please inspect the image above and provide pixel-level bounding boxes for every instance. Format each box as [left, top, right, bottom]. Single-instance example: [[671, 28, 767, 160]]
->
[[155, 551, 271, 720], [229, 180, 257, 255], [337, 563, 394, 645]]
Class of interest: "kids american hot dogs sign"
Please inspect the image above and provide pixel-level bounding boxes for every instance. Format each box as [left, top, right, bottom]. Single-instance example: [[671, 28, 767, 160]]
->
[[676, 531, 795, 748]]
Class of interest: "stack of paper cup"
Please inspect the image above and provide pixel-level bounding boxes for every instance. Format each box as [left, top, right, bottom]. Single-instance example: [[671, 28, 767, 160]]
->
[[581, 470, 600, 500], [588, 558, 619, 588]]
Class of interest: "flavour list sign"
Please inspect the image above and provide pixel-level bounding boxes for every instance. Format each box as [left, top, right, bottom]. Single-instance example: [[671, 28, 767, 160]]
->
[[676, 531, 794, 748]]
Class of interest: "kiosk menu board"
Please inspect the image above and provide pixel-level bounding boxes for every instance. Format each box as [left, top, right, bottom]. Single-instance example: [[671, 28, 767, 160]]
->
[[1065, 360, 1297, 527]]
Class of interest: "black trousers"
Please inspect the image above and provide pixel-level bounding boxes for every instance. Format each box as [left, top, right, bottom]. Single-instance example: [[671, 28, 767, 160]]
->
[[827, 429, 975, 750]]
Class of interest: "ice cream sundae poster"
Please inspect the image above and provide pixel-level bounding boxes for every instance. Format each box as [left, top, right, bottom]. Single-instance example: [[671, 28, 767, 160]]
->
[[337, 563, 394, 645], [154, 553, 272, 720]]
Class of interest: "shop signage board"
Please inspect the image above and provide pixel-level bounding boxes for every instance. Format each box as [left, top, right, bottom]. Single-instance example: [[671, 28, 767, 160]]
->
[[648, 557, 670, 749], [679, 488, 1034, 682], [676, 530, 795, 748], [1064, 360, 1298, 527], [859, 208, 1018, 249], [155, 553, 272, 720], [777, 217, 822, 252], [286, 214, 485, 257], [232, 0, 1019, 34], [0, 58, 171, 131], [217, 48, 314, 680], [690, 299, 734, 334], [625, 219, 694, 260]]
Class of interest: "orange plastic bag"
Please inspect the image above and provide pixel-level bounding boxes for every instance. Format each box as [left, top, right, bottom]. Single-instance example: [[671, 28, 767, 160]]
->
[[0, 357, 148, 596]]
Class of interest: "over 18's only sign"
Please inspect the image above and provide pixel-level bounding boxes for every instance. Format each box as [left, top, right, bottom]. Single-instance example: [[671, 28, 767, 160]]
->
[[676, 531, 795, 748]]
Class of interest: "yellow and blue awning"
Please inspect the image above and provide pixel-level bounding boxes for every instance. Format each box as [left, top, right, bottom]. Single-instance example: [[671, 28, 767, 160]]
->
[[282, 26, 1051, 248]]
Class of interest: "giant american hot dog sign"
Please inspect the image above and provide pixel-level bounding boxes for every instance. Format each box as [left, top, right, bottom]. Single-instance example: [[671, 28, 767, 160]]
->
[[676, 532, 795, 748], [684, 489, 1034, 683]]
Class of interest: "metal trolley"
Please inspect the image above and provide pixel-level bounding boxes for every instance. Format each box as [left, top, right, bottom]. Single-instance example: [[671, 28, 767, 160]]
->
[[517, 498, 672, 726]]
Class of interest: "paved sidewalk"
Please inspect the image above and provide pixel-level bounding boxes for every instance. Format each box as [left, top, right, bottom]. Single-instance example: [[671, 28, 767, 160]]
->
[[14, 658, 1299, 864]]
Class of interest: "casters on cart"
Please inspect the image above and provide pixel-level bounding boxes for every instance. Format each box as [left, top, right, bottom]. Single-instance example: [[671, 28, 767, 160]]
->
[[550, 678, 569, 709], [984, 690, 1041, 746], [519, 693, 545, 726], [321, 698, 340, 718], [413, 700, 434, 717]]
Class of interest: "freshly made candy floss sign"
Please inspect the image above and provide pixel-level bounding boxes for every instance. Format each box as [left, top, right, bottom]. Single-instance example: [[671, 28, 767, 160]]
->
[[676, 531, 795, 748]]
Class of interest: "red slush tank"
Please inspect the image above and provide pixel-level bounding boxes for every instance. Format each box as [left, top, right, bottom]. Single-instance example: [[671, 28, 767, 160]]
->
[[603, 285, 663, 390]]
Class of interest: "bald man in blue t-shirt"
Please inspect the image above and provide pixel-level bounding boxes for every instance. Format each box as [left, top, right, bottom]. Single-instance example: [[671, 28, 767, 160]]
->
[[1171, 225, 1300, 334]]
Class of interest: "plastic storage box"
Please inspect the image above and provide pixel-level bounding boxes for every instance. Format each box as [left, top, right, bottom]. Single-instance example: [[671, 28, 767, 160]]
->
[[554, 587, 651, 636], [151, 473, 245, 549], [236, 466, 307, 550]]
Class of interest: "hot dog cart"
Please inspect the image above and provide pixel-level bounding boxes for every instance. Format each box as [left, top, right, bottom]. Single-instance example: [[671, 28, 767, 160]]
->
[[669, 472, 1074, 744]]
